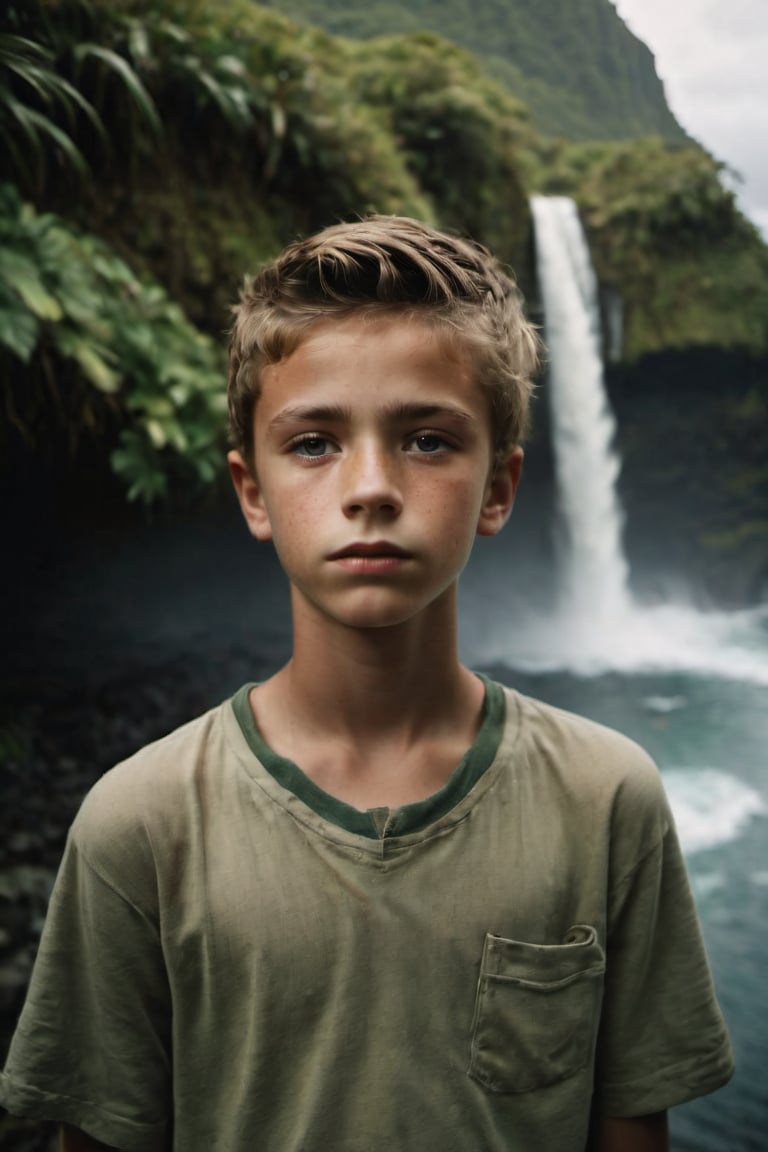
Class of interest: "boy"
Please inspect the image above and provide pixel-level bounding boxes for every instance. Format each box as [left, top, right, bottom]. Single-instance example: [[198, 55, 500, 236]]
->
[[1, 216, 733, 1151]]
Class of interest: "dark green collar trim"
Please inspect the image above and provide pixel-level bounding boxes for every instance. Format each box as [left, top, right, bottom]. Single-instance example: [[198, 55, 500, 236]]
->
[[231, 676, 505, 840]]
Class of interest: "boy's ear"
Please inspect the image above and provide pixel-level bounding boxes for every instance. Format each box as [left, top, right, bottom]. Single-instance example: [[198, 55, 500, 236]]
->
[[476, 447, 524, 538], [227, 450, 273, 541]]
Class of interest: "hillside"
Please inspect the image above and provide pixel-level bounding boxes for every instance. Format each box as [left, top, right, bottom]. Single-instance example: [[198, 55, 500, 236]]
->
[[255, 0, 687, 142]]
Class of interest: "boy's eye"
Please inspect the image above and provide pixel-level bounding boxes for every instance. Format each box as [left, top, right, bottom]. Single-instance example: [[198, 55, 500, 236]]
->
[[409, 433, 450, 453], [292, 436, 333, 457]]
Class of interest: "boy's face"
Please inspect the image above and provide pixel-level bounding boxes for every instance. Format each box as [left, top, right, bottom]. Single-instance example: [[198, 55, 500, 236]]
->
[[229, 315, 522, 632]]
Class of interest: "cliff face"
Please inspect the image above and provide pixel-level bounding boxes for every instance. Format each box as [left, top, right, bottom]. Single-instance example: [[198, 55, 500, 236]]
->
[[606, 349, 768, 607], [255, 0, 687, 142]]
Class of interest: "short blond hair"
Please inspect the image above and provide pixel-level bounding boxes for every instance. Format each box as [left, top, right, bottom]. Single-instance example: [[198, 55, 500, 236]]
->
[[228, 215, 540, 469]]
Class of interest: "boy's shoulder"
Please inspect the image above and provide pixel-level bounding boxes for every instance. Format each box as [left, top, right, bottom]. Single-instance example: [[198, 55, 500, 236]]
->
[[508, 685, 659, 784], [80, 697, 228, 811], [504, 685, 672, 858], [70, 696, 238, 887]]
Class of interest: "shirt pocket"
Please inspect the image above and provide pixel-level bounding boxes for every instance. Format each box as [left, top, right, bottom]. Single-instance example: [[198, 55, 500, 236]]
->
[[468, 924, 605, 1094]]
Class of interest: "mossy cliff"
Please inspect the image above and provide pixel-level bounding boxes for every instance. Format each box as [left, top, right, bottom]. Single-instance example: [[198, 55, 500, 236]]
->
[[535, 137, 768, 360]]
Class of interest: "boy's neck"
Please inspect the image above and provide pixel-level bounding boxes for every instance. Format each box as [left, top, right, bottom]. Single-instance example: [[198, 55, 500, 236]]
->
[[301, 612, 474, 728], [293, 593, 475, 735], [249, 587, 486, 808]]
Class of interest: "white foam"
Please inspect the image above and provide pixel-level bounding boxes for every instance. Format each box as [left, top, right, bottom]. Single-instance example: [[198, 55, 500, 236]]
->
[[662, 768, 767, 854], [477, 601, 768, 686], [642, 694, 688, 714]]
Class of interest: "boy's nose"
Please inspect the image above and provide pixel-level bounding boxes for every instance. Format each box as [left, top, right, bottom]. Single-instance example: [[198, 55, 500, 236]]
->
[[341, 443, 403, 518]]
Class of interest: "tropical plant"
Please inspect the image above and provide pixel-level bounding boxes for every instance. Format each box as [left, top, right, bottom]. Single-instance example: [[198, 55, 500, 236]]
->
[[0, 32, 94, 192], [0, 2, 164, 194], [0, 184, 227, 502]]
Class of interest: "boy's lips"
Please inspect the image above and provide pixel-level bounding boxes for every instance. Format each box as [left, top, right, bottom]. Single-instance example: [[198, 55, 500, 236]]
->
[[327, 541, 413, 560]]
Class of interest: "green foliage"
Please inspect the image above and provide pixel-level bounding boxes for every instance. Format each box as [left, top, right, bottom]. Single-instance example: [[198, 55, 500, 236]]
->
[[6, 0, 435, 322], [88, 3, 268, 147], [349, 32, 535, 271], [214, 3, 433, 224], [0, 4, 162, 193], [0, 32, 93, 191], [0, 184, 226, 503], [566, 139, 743, 246], [72, 40, 162, 138]]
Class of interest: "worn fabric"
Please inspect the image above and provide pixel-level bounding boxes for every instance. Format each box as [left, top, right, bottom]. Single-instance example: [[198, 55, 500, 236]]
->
[[0, 681, 733, 1151]]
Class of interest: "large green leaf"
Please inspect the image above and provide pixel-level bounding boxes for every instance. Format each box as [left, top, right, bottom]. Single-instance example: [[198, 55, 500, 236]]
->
[[74, 43, 162, 137], [11, 103, 90, 178], [0, 305, 39, 361], [56, 331, 121, 393], [0, 249, 63, 320]]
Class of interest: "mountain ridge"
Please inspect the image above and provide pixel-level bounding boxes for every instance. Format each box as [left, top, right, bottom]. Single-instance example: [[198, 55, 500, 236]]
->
[[254, 0, 687, 143]]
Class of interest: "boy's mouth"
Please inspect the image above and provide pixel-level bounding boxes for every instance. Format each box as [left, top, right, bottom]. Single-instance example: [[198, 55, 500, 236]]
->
[[328, 542, 412, 560]]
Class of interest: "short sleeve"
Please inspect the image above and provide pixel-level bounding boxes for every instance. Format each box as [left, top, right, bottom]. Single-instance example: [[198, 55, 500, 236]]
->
[[595, 800, 734, 1116], [0, 827, 172, 1151]]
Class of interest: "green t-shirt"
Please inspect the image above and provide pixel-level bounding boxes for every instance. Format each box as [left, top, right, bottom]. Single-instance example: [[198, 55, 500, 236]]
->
[[0, 680, 733, 1151]]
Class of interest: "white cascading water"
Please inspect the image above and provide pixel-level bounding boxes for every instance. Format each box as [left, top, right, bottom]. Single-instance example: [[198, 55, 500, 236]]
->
[[480, 194, 768, 683], [530, 195, 632, 625]]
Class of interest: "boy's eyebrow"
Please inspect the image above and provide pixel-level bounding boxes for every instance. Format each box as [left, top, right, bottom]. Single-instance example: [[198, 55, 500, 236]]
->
[[382, 402, 476, 424], [267, 401, 476, 431], [267, 404, 350, 430]]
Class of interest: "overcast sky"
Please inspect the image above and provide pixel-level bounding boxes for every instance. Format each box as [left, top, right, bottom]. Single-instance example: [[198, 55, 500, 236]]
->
[[612, 0, 768, 239]]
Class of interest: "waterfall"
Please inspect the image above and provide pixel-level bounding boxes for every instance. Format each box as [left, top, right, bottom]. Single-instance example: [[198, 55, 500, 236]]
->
[[530, 195, 632, 626], [465, 196, 767, 681]]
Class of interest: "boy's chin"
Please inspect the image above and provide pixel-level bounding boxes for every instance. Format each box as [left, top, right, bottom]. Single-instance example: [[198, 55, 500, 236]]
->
[[291, 587, 455, 633]]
